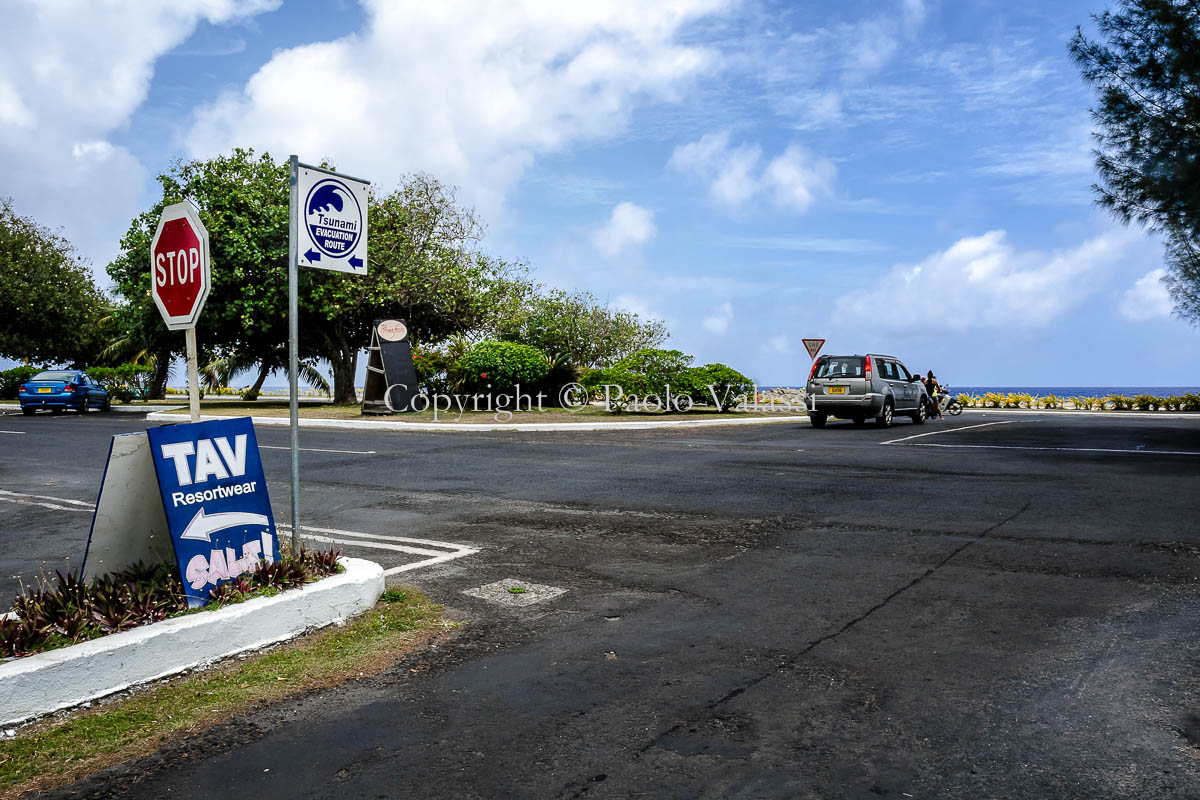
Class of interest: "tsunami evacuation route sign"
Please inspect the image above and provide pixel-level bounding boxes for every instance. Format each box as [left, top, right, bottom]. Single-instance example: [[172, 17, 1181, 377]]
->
[[296, 166, 369, 275]]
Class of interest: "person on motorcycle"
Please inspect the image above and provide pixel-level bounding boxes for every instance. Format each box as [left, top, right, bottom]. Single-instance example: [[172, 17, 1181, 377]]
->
[[926, 371, 943, 419]]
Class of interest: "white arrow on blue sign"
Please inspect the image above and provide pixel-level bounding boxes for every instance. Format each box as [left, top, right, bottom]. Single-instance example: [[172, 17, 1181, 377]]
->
[[147, 417, 280, 607]]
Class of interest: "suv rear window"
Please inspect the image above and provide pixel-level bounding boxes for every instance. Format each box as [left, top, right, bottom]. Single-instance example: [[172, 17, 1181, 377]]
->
[[815, 357, 863, 378], [31, 371, 77, 381]]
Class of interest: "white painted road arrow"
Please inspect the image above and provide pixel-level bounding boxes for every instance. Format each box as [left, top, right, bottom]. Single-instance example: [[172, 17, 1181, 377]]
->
[[180, 508, 271, 541]]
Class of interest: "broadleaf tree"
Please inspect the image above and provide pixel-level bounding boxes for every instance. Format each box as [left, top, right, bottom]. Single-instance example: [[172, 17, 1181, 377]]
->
[[1070, 0, 1200, 324], [0, 198, 108, 366], [497, 288, 668, 370]]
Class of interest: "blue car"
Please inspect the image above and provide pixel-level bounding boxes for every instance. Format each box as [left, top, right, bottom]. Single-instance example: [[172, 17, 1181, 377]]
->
[[18, 370, 111, 415]]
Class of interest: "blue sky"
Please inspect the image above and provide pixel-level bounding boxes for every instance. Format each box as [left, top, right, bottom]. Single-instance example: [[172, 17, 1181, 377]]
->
[[2, 0, 1196, 387]]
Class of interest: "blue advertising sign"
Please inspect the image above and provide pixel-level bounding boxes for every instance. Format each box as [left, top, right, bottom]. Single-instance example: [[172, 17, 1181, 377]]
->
[[146, 417, 279, 607]]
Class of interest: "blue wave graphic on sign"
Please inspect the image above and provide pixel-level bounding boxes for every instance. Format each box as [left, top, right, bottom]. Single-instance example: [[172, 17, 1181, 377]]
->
[[307, 184, 346, 216]]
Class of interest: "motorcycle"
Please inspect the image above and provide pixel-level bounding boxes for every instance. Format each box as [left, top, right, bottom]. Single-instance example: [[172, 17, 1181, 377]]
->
[[937, 386, 963, 416]]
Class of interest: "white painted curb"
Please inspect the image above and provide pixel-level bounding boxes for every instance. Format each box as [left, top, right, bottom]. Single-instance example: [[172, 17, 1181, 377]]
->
[[145, 411, 811, 432], [0, 557, 384, 727]]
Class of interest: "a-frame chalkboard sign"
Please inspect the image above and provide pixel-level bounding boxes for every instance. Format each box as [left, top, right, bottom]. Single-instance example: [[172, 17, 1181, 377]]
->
[[361, 319, 421, 414]]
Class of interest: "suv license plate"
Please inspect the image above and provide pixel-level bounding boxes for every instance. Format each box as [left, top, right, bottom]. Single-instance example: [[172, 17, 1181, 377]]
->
[[827, 386, 847, 394]]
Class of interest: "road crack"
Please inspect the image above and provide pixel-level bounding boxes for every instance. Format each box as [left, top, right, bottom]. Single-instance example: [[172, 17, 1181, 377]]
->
[[558, 501, 1034, 799]]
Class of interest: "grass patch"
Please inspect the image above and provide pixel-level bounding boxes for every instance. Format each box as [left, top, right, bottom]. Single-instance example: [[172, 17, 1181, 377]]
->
[[159, 401, 805, 423], [0, 588, 450, 799]]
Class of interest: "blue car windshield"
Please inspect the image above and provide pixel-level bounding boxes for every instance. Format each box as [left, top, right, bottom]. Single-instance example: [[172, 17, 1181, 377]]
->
[[31, 371, 77, 381]]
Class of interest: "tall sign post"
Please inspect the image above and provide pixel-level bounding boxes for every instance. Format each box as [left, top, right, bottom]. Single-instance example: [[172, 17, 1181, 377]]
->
[[150, 202, 211, 422], [802, 338, 825, 413], [287, 157, 370, 554]]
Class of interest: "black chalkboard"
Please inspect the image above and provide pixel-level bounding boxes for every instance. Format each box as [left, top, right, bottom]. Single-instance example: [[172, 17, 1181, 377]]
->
[[361, 319, 421, 414]]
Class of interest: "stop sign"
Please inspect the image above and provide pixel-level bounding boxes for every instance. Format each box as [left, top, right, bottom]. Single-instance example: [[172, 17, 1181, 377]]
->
[[150, 202, 210, 330]]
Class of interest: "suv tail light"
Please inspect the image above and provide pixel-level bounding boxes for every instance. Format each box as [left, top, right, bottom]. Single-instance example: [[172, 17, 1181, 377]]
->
[[864, 356, 872, 383], [808, 359, 820, 381]]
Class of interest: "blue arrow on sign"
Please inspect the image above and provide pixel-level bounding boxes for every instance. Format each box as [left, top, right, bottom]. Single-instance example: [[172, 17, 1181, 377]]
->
[[349, 256, 363, 269], [305, 248, 321, 262]]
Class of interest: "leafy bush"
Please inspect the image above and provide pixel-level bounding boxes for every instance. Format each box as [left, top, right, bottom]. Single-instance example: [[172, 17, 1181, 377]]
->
[[1042, 394, 1061, 409], [684, 363, 754, 410], [1132, 394, 1159, 411], [89, 364, 154, 403], [1108, 394, 1133, 411], [1, 548, 343, 658], [580, 366, 657, 409], [456, 341, 550, 395], [537, 356, 583, 406], [1182, 394, 1200, 412], [581, 350, 754, 413], [0, 365, 40, 399], [614, 349, 692, 385]]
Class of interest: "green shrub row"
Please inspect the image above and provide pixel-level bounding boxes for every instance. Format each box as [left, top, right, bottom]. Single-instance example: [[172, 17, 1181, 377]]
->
[[407, 343, 754, 412], [88, 364, 155, 403], [0, 366, 40, 399], [954, 392, 1200, 412], [581, 349, 754, 412]]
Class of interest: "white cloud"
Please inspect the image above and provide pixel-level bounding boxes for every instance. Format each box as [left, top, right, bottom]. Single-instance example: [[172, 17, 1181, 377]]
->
[[0, 0, 280, 274], [185, 0, 729, 221], [1119, 268, 1173, 321], [613, 294, 660, 323], [668, 131, 835, 213], [702, 301, 733, 334], [762, 145, 836, 213], [761, 334, 793, 355], [591, 201, 656, 258], [835, 228, 1139, 332]]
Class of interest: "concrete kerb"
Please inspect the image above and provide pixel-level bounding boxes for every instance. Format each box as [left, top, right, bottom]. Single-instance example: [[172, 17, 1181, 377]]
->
[[145, 411, 811, 432], [0, 404, 177, 413], [0, 557, 384, 727]]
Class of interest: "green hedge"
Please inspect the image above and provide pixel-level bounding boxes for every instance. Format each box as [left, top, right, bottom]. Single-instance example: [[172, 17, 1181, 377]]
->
[[954, 392, 1200, 412], [456, 341, 550, 395], [0, 366, 40, 399], [580, 349, 754, 411], [89, 364, 155, 403]]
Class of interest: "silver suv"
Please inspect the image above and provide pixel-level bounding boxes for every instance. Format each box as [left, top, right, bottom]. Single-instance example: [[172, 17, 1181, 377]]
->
[[805, 354, 930, 428]]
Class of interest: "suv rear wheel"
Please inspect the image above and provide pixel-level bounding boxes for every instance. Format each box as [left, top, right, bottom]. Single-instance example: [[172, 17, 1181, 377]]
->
[[875, 398, 893, 428], [810, 412, 827, 428]]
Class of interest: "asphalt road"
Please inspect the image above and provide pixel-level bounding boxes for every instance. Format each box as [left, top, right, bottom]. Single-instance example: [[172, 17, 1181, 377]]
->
[[2, 408, 1199, 798]]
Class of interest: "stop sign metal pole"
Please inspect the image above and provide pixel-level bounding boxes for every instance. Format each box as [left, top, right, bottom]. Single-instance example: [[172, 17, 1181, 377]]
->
[[285, 156, 370, 557], [186, 329, 200, 422]]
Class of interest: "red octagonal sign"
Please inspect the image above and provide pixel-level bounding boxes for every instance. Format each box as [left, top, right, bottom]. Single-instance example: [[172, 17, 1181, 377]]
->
[[150, 202, 210, 330]]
